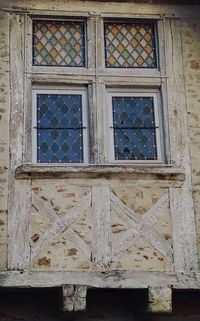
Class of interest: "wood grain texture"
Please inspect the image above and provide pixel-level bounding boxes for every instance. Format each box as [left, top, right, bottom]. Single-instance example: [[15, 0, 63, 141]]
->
[[62, 285, 87, 312], [91, 186, 112, 267], [1, 271, 200, 289], [165, 19, 198, 272], [7, 14, 31, 270]]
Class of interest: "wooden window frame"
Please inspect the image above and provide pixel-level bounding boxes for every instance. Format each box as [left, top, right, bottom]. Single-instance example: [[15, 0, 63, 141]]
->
[[24, 14, 169, 166]]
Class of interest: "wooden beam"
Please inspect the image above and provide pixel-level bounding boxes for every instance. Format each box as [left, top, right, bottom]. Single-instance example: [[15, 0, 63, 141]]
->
[[91, 186, 112, 267], [148, 286, 172, 313], [15, 164, 186, 182], [8, 14, 31, 270], [0, 271, 200, 289], [62, 285, 87, 312]]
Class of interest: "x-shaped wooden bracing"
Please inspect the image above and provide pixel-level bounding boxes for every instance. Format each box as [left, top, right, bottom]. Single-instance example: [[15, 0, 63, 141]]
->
[[31, 188, 172, 266]]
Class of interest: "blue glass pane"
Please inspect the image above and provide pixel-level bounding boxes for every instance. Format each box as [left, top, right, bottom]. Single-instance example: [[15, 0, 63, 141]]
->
[[112, 96, 157, 160], [37, 129, 83, 163], [37, 94, 82, 128], [36, 94, 83, 163], [112, 96, 155, 128]]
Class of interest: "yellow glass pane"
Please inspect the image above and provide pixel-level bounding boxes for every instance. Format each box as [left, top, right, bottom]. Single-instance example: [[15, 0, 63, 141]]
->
[[50, 48, 58, 58]]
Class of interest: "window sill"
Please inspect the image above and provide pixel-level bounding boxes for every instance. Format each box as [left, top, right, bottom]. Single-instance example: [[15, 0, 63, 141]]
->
[[15, 164, 185, 182]]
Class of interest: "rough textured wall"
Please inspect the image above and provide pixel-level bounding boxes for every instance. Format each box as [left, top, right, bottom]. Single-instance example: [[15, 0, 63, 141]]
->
[[0, 13, 9, 270], [182, 20, 200, 268]]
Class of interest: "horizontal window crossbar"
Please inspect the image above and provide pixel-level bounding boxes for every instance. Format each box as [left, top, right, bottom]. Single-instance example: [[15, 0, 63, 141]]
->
[[110, 126, 159, 129], [34, 127, 86, 129]]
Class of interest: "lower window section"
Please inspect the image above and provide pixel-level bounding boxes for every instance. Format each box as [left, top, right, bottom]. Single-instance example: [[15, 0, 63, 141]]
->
[[107, 91, 162, 162], [32, 89, 88, 164]]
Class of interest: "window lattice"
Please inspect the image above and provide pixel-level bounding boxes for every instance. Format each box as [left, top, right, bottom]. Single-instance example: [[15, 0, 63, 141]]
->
[[105, 22, 157, 68], [112, 96, 158, 160], [33, 20, 85, 67], [36, 94, 84, 163]]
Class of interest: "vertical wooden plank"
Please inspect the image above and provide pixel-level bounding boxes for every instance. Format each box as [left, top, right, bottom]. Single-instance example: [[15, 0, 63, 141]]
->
[[148, 286, 172, 313], [96, 81, 106, 163], [165, 19, 198, 272], [169, 187, 185, 271], [96, 16, 104, 73], [62, 285, 74, 312], [87, 15, 95, 71], [24, 14, 32, 163], [0, 12, 10, 271], [8, 14, 31, 270], [88, 82, 98, 164], [91, 186, 112, 267]]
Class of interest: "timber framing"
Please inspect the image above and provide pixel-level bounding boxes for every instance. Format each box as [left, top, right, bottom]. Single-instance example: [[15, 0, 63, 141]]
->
[[0, 1, 199, 315], [15, 164, 185, 181], [0, 271, 200, 289]]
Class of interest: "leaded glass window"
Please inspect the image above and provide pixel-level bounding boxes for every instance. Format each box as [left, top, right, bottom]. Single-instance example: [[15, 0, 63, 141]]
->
[[33, 20, 85, 67], [32, 90, 88, 163], [108, 92, 161, 161], [104, 21, 157, 68]]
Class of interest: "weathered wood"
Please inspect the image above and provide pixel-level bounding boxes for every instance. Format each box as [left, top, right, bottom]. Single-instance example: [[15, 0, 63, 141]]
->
[[62, 285, 74, 312], [62, 285, 87, 312], [1, 2, 200, 19], [143, 192, 169, 226], [31, 192, 91, 260], [1, 271, 200, 289], [91, 186, 112, 267], [23, 15, 33, 163], [165, 18, 198, 272], [15, 164, 186, 181], [66, 229, 91, 261], [111, 193, 173, 261], [112, 192, 169, 258], [7, 14, 31, 270], [148, 286, 172, 313]]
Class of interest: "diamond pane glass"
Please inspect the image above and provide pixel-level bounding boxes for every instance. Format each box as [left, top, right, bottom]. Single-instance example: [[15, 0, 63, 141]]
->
[[105, 22, 157, 68], [37, 94, 84, 163], [33, 20, 85, 67], [112, 96, 157, 160]]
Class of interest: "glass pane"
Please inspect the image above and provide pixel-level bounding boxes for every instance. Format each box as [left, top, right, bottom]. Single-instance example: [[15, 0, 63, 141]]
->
[[105, 22, 157, 68], [33, 20, 85, 67], [37, 93, 83, 163], [112, 96, 157, 160]]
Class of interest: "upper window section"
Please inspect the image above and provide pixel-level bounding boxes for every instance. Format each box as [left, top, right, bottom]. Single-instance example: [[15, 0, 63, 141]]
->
[[33, 19, 86, 67], [104, 21, 157, 68]]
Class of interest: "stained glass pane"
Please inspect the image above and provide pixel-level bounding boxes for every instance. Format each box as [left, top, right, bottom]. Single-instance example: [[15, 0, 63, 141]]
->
[[105, 22, 157, 68], [37, 94, 84, 163], [112, 96, 157, 160], [33, 20, 85, 67]]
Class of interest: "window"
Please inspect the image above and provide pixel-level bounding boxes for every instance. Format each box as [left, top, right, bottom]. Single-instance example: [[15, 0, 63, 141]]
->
[[33, 19, 86, 67], [107, 90, 161, 162], [104, 20, 157, 68], [32, 89, 88, 163], [30, 17, 166, 165]]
